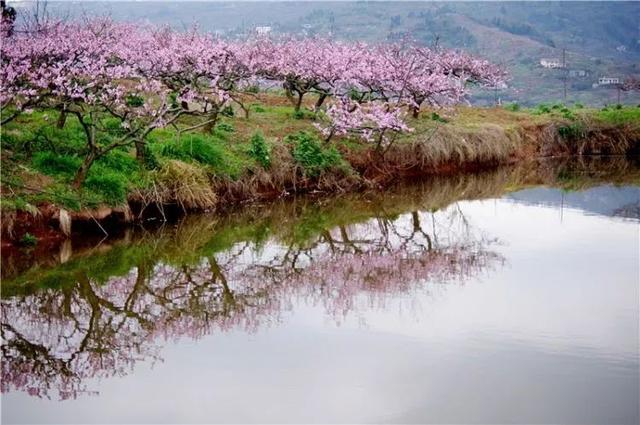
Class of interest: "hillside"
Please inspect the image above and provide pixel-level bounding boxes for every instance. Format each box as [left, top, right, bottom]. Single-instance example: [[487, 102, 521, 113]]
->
[[23, 1, 640, 106]]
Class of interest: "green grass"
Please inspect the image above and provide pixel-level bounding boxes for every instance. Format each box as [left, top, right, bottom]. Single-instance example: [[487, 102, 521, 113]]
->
[[288, 131, 346, 177], [594, 106, 640, 125]]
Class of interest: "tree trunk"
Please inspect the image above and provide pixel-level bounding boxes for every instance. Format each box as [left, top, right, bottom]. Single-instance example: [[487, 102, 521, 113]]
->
[[294, 92, 304, 112], [314, 93, 328, 111], [202, 110, 219, 134], [57, 109, 67, 129], [72, 150, 97, 189], [412, 106, 420, 119], [135, 139, 145, 164]]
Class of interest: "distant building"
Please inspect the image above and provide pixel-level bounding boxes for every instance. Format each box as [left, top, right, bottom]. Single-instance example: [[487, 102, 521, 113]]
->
[[593, 76, 621, 88], [616, 45, 627, 53], [540, 58, 563, 69], [568, 69, 589, 78], [255, 26, 272, 35], [598, 77, 621, 85]]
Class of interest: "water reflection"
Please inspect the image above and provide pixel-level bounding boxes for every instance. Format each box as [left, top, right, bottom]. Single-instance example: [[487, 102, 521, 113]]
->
[[2, 200, 502, 400], [1, 156, 638, 416]]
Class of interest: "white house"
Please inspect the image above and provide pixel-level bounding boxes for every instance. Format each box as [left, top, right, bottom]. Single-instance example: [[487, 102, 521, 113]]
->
[[255, 26, 272, 35], [540, 58, 563, 69], [598, 77, 620, 85]]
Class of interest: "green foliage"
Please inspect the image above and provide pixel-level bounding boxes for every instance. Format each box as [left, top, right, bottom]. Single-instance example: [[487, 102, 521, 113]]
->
[[252, 104, 266, 113], [96, 150, 138, 174], [126, 94, 145, 107], [431, 112, 448, 123], [573, 102, 584, 109], [153, 133, 244, 178], [32, 152, 81, 177], [221, 105, 235, 117], [216, 122, 235, 133], [559, 107, 576, 121], [533, 103, 552, 114], [504, 103, 520, 112], [595, 106, 640, 125], [84, 168, 130, 205], [292, 110, 305, 120], [557, 123, 585, 140], [248, 132, 271, 169], [158, 134, 226, 167], [20, 233, 38, 246], [289, 131, 343, 177]]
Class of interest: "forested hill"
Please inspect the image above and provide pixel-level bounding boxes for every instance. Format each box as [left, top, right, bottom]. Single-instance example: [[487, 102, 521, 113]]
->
[[14, 1, 640, 105]]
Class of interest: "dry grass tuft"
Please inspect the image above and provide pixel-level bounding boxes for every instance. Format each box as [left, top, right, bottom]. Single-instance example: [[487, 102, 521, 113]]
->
[[134, 160, 217, 214]]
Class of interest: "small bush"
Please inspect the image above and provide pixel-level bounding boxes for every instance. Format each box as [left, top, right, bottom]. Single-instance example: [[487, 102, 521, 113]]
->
[[292, 110, 305, 120], [252, 104, 266, 113], [557, 123, 585, 140], [289, 132, 343, 177], [534, 103, 551, 114], [20, 232, 38, 246], [248, 132, 271, 169], [245, 85, 260, 94], [32, 152, 81, 177], [216, 122, 235, 133], [573, 102, 584, 109]]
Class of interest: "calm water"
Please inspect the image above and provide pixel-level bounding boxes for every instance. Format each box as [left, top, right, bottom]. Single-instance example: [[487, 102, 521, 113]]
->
[[2, 159, 639, 424]]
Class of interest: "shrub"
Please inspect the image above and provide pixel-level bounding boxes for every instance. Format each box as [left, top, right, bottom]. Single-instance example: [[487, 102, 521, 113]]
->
[[289, 132, 343, 177], [535, 103, 551, 114], [32, 152, 81, 177], [252, 104, 266, 113], [292, 110, 305, 120], [248, 132, 271, 169]]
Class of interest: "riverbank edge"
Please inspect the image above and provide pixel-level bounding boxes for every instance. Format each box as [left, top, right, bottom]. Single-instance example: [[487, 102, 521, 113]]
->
[[2, 117, 639, 248]]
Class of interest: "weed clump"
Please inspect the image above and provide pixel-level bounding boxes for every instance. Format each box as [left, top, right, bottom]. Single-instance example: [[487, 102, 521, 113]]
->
[[248, 132, 271, 169], [288, 132, 344, 177], [20, 232, 38, 246]]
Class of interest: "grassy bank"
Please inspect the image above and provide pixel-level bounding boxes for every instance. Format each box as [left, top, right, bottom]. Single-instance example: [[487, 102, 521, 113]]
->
[[1, 93, 639, 244]]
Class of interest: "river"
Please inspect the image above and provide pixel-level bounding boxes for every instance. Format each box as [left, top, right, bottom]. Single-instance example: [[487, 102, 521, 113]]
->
[[1, 157, 639, 424]]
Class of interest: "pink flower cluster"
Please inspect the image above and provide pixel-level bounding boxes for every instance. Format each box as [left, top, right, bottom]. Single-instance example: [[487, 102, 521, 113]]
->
[[1, 18, 506, 142]]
